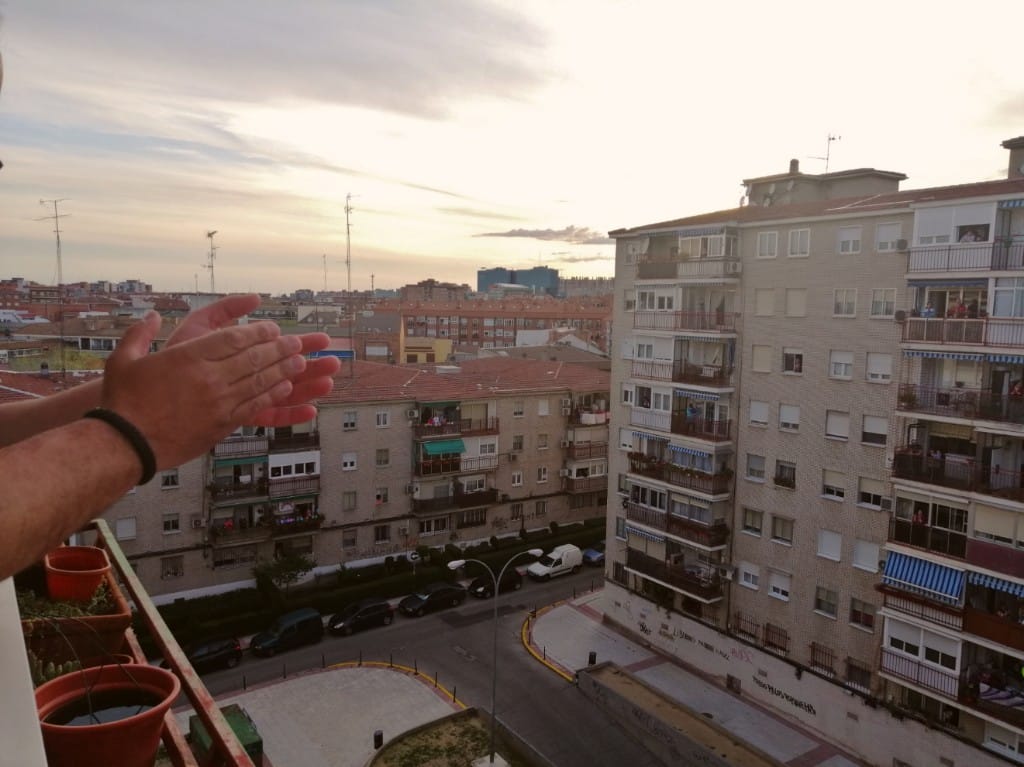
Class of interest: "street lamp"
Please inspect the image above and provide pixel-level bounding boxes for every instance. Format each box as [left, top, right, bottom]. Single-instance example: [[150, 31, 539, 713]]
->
[[449, 547, 543, 766]]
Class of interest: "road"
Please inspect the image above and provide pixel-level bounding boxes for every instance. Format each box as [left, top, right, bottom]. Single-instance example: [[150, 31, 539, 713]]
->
[[198, 569, 664, 767]]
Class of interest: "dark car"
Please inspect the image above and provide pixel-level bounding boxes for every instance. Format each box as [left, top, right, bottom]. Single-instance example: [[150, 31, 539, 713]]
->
[[398, 582, 467, 617], [328, 597, 396, 636], [249, 607, 324, 656], [582, 542, 606, 567], [468, 568, 523, 598], [163, 637, 242, 674]]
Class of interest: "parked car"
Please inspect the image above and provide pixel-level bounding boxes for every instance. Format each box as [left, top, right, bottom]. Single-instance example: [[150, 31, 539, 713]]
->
[[468, 568, 523, 598], [328, 597, 395, 636], [163, 637, 242, 674], [582, 542, 606, 567], [398, 582, 467, 617], [527, 544, 583, 581], [249, 607, 323, 656]]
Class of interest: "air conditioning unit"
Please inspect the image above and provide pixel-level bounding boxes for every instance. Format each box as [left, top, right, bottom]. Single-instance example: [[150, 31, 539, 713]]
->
[[896, 238, 908, 251], [559, 469, 571, 477], [559, 439, 570, 448], [397, 526, 408, 536], [407, 409, 420, 420], [191, 518, 205, 529], [718, 565, 736, 581], [879, 498, 893, 512], [561, 407, 572, 416], [668, 552, 686, 566]]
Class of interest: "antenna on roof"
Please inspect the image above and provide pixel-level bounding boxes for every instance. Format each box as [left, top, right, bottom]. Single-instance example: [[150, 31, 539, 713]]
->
[[204, 230, 218, 293], [809, 134, 841, 173], [36, 198, 70, 381]]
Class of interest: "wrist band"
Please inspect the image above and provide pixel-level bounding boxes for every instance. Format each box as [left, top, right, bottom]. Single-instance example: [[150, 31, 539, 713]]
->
[[83, 407, 157, 485]]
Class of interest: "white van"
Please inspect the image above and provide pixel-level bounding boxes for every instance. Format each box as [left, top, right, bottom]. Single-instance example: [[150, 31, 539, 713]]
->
[[527, 544, 583, 581]]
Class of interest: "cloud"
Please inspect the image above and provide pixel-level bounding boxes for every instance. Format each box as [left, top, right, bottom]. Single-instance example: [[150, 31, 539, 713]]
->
[[474, 225, 613, 245], [437, 206, 527, 222], [555, 253, 613, 264]]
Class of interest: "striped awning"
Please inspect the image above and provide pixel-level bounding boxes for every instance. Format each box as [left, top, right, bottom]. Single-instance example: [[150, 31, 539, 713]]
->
[[674, 388, 719, 402], [422, 438, 465, 456], [669, 445, 711, 458], [678, 332, 731, 341], [988, 354, 1024, 365], [902, 350, 985, 361], [632, 430, 669, 442], [625, 525, 665, 543], [968, 572, 1024, 598], [998, 199, 1024, 209], [883, 552, 964, 605]]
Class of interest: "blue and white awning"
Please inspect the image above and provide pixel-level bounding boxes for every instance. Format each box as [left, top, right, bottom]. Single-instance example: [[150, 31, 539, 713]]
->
[[625, 525, 665, 543], [998, 199, 1024, 209], [968, 572, 1024, 598], [902, 350, 984, 361], [883, 552, 964, 605], [669, 445, 711, 458], [674, 388, 720, 402], [988, 354, 1024, 365], [632, 430, 669, 442]]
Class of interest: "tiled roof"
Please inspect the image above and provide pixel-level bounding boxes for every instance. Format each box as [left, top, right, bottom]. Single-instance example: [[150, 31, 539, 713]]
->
[[320, 358, 609, 406], [0, 371, 102, 402]]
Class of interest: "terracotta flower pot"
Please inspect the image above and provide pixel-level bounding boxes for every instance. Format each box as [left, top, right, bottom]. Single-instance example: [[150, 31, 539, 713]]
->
[[45, 546, 111, 603], [35, 663, 180, 767]]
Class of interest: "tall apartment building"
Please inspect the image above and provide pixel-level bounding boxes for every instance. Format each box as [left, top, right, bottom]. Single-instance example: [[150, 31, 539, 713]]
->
[[104, 357, 609, 602], [602, 139, 1024, 765], [478, 266, 560, 296]]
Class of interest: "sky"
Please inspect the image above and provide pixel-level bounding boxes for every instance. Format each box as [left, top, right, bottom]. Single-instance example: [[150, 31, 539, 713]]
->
[[1, 1, 1022, 295]]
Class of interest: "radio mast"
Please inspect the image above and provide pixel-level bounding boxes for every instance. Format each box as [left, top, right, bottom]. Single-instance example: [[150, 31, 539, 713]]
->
[[37, 198, 70, 381], [345, 194, 353, 292], [204, 230, 218, 293]]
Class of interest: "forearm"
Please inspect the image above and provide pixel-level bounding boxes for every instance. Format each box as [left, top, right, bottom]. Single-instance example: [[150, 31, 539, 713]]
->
[[0, 379, 102, 447], [0, 416, 139, 580]]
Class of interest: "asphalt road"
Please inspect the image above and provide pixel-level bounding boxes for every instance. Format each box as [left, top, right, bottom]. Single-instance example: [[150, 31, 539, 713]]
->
[[197, 569, 664, 767]]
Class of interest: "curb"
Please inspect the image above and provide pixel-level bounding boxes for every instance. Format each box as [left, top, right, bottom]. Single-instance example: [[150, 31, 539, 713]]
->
[[328, 660, 468, 709], [520, 601, 576, 683]]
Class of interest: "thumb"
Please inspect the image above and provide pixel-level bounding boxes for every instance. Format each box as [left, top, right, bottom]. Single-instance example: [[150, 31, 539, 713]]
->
[[106, 311, 160, 375]]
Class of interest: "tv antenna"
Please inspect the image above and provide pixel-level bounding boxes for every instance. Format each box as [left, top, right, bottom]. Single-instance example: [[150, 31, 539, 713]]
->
[[36, 198, 70, 381], [810, 134, 841, 173], [344, 193, 356, 293], [322, 253, 328, 293], [203, 230, 218, 293]]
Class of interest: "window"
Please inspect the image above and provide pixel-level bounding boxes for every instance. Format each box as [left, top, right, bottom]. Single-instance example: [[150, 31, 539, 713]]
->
[[782, 348, 803, 374], [513, 400, 524, 417], [343, 410, 357, 430], [615, 516, 627, 539], [870, 288, 896, 318], [769, 571, 791, 601], [538, 399, 550, 416], [773, 460, 796, 489], [746, 454, 766, 480], [829, 350, 853, 380], [115, 517, 137, 541], [848, 599, 875, 629], [876, 222, 902, 252], [342, 491, 357, 512], [788, 229, 810, 257], [342, 452, 357, 470], [749, 400, 769, 426], [511, 470, 523, 487], [771, 516, 794, 544], [752, 345, 772, 373], [756, 231, 778, 259], [742, 508, 763, 536], [376, 409, 390, 428], [537, 467, 548, 483], [161, 556, 184, 579], [374, 525, 390, 544], [754, 289, 774, 316], [458, 509, 487, 528], [624, 290, 636, 311], [537, 434, 549, 450], [822, 469, 845, 500], [866, 352, 892, 383], [510, 503, 523, 521], [535, 500, 547, 516], [838, 226, 861, 254], [857, 477, 886, 508], [480, 442, 497, 455], [621, 385, 634, 406], [342, 529, 357, 549], [779, 404, 800, 432], [833, 289, 856, 317], [162, 513, 180, 534], [419, 517, 448, 536], [815, 586, 838, 617], [861, 415, 888, 445], [213, 544, 256, 569], [825, 410, 850, 440], [161, 469, 180, 489], [635, 342, 654, 360], [817, 530, 841, 561], [739, 563, 760, 590], [512, 434, 524, 451], [845, 658, 872, 691], [809, 642, 836, 675], [375, 487, 389, 505], [375, 448, 390, 467], [784, 289, 806, 317], [853, 539, 880, 572]]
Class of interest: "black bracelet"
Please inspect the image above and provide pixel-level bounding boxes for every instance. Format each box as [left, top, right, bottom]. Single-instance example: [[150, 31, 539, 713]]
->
[[83, 407, 157, 485]]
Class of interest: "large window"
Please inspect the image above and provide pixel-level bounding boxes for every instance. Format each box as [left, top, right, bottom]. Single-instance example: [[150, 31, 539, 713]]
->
[[861, 415, 888, 445], [838, 226, 861, 254], [769, 571, 791, 601], [833, 289, 856, 317], [343, 411, 357, 430], [815, 586, 839, 618], [773, 460, 796, 489], [866, 352, 892, 383], [829, 350, 853, 380], [742, 508, 763, 536], [826, 410, 850, 440], [853, 539, 879, 572], [746, 454, 766, 480], [992, 277, 1024, 318], [779, 404, 800, 432], [341, 452, 357, 470], [788, 229, 810, 257], [857, 477, 886, 509], [876, 222, 902, 252], [822, 469, 846, 500], [376, 409, 390, 428], [749, 400, 769, 427], [782, 348, 803, 374], [756, 231, 778, 259], [771, 516, 794, 544], [870, 288, 896, 318], [739, 563, 760, 590], [817, 530, 841, 561]]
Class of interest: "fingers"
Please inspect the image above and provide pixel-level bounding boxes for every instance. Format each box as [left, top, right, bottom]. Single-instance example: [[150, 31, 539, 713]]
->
[[231, 378, 295, 424], [295, 332, 332, 354], [166, 294, 262, 347], [186, 319, 285, 363], [250, 404, 320, 428]]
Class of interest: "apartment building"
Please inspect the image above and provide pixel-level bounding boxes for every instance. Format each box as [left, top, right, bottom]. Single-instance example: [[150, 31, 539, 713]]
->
[[105, 357, 609, 602], [602, 139, 1024, 765]]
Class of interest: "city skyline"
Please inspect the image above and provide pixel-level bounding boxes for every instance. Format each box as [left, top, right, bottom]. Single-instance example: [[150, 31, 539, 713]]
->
[[1, 1, 1022, 294]]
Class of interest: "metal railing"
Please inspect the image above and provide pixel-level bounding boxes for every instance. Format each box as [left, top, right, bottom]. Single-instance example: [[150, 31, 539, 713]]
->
[[268, 475, 320, 499], [624, 549, 723, 601], [415, 455, 500, 477], [891, 447, 1024, 502], [208, 478, 269, 502], [626, 455, 732, 495], [633, 310, 739, 333], [897, 383, 1024, 425], [564, 476, 608, 493], [901, 316, 1024, 347], [268, 431, 320, 451], [888, 518, 967, 559], [413, 417, 500, 438], [669, 414, 731, 442], [567, 442, 608, 460], [880, 647, 958, 699], [907, 242, 1024, 272], [630, 359, 734, 387], [624, 502, 729, 548], [878, 588, 964, 631], [212, 436, 269, 458], [636, 258, 741, 280]]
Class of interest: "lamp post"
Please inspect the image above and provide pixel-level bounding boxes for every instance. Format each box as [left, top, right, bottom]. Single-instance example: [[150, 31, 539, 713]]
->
[[449, 548, 543, 766]]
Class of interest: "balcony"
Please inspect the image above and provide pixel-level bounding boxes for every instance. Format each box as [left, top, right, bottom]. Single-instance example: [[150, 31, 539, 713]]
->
[[627, 454, 732, 495], [892, 447, 1024, 502], [268, 475, 320, 499], [630, 359, 733, 387], [209, 518, 271, 543], [963, 607, 1024, 654], [564, 476, 608, 493], [208, 477, 269, 503], [901, 316, 1024, 348], [212, 435, 269, 459], [966, 538, 1024, 580], [268, 430, 319, 451], [567, 442, 608, 460], [270, 513, 324, 536], [878, 587, 964, 631], [670, 414, 731, 442], [568, 410, 610, 426], [633, 310, 738, 333], [414, 455, 499, 477], [880, 647, 958, 700], [636, 257, 741, 281], [413, 417, 499, 438], [888, 518, 967, 559], [412, 487, 499, 513], [624, 549, 724, 601], [897, 383, 1024, 426], [624, 502, 729, 548], [907, 241, 1024, 272]]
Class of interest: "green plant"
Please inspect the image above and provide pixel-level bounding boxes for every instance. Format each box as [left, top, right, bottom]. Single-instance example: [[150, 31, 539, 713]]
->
[[252, 553, 316, 600]]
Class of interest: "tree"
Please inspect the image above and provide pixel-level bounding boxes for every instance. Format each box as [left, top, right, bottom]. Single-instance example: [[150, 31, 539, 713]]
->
[[253, 553, 316, 602]]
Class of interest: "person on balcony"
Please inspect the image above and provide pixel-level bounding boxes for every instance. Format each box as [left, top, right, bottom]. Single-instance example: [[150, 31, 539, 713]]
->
[[921, 302, 936, 318]]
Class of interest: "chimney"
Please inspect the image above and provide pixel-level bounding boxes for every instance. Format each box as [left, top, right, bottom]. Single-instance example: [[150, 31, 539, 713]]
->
[[789, 159, 800, 174], [1003, 136, 1024, 180]]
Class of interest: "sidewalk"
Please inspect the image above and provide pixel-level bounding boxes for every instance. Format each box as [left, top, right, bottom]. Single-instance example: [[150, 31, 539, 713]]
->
[[525, 590, 864, 767]]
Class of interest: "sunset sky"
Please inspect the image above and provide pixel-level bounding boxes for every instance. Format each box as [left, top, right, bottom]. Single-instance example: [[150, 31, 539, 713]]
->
[[1, 1, 1022, 294]]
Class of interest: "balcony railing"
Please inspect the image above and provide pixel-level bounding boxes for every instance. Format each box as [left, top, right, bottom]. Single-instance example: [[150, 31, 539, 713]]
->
[[413, 417, 500, 438], [963, 607, 1024, 654], [415, 455, 499, 477], [888, 518, 967, 559], [669, 414, 731, 441], [624, 502, 729, 548], [907, 242, 1024, 272], [569, 410, 610, 426], [878, 587, 964, 631], [412, 487, 500, 513], [564, 476, 608, 493], [208, 478, 269, 502], [892, 447, 1024, 502], [966, 538, 1024, 580], [625, 549, 723, 601], [901, 316, 1024, 347], [567, 442, 608, 460], [633, 310, 738, 333], [630, 359, 734, 387], [626, 454, 732, 495], [270, 513, 324, 536], [880, 647, 958, 700], [212, 435, 269, 458], [268, 475, 320, 499], [268, 431, 320, 451], [636, 258, 741, 280], [897, 383, 1024, 426]]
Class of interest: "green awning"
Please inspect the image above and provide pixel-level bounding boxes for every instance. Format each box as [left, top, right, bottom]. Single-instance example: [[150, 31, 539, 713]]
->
[[422, 439, 465, 456]]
